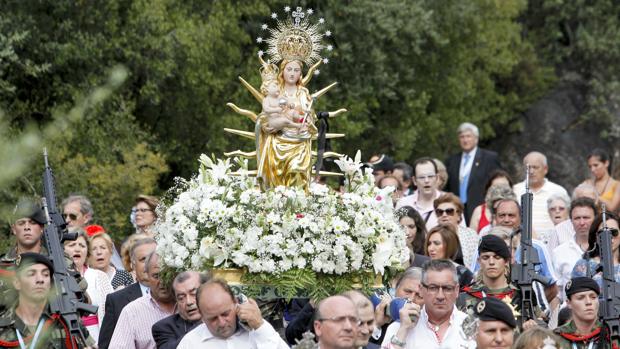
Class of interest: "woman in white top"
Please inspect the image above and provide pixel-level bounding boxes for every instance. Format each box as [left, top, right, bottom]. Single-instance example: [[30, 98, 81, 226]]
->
[[63, 229, 113, 344]]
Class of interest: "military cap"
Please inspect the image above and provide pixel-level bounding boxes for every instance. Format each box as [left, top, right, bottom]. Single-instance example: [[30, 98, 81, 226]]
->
[[12, 201, 47, 226], [368, 154, 394, 172], [565, 277, 599, 299], [16, 252, 54, 275], [478, 234, 511, 260], [474, 297, 517, 328]]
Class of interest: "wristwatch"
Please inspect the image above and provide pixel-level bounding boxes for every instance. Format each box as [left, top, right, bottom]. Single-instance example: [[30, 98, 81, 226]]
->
[[390, 335, 406, 347]]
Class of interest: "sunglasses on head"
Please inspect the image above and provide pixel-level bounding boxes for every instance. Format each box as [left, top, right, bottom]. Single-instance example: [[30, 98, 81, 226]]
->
[[62, 213, 78, 221], [435, 208, 456, 216]]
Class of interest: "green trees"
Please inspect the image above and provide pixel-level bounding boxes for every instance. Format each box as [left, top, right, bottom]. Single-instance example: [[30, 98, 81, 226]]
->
[[4, 0, 616, 240]]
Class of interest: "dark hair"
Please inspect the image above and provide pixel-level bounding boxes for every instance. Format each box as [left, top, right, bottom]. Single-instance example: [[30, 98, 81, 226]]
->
[[172, 271, 211, 296], [425, 224, 461, 263], [588, 148, 610, 164], [585, 211, 620, 263], [483, 170, 513, 196], [413, 157, 437, 177], [557, 307, 572, 327], [569, 197, 597, 219], [433, 193, 464, 216], [393, 162, 413, 183], [397, 206, 427, 255]]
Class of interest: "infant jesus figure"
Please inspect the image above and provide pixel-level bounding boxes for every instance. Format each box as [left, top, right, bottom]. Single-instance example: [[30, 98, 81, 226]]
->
[[261, 79, 306, 134]]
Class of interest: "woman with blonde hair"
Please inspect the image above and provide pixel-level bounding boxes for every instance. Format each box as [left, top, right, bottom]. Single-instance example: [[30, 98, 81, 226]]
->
[[89, 232, 134, 289], [513, 327, 562, 349]]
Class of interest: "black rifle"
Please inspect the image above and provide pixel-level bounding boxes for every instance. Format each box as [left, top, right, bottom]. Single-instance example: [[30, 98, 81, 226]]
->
[[596, 207, 620, 346], [41, 149, 97, 348], [510, 166, 550, 328]]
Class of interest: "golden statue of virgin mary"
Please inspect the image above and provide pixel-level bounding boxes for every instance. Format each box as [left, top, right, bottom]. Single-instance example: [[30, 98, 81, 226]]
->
[[225, 6, 346, 191]]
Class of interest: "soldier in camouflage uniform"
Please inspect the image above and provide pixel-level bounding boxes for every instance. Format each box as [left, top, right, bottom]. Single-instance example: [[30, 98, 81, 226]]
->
[[555, 277, 617, 349], [457, 234, 543, 331], [0, 203, 48, 312], [457, 235, 518, 311], [0, 252, 92, 349]]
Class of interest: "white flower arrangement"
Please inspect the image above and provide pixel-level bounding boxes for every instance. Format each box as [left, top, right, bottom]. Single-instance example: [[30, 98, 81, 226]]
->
[[155, 152, 408, 283]]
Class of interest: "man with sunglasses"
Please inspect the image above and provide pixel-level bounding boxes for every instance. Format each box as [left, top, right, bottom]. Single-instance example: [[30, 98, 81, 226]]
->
[[381, 259, 467, 348], [61, 195, 94, 230]]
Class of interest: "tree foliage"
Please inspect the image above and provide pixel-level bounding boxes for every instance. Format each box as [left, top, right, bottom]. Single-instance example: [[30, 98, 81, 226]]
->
[[9, 0, 619, 241], [523, 0, 620, 138]]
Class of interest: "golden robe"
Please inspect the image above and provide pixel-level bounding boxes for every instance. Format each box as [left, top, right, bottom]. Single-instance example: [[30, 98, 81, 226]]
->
[[257, 87, 315, 191]]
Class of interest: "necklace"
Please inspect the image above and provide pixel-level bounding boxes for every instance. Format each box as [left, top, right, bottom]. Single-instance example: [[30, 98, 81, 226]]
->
[[595, 175, 611, 196], [427, 317, 449, 332]]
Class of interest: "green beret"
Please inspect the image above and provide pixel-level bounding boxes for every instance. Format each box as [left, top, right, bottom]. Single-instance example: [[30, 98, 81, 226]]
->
[[16, 252, 54, 275]]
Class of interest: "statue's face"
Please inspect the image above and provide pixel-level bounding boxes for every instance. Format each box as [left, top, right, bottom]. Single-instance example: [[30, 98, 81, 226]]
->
[[284, 61, 302, 86]]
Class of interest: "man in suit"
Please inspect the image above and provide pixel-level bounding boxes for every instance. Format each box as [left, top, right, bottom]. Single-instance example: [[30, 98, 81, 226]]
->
[[98, 237, 156, 349], [445, 122, 501, 224], [152, 271, 209, 349]]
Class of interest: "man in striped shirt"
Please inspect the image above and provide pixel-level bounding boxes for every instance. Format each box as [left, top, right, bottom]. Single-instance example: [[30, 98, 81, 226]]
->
[[109, 251, 175, 349]]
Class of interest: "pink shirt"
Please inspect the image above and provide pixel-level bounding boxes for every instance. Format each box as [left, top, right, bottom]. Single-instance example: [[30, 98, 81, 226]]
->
[[109, 294, 174, 349]]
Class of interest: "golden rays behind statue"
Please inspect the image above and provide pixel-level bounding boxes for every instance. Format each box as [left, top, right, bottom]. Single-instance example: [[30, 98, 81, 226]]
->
[[225, 6, 347, 191]]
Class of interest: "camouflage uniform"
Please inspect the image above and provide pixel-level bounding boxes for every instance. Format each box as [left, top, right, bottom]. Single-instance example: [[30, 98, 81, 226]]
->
[[0, 246, 88, 313], [554, 320, 615, 349], [457, 281, 520, 313], [0, 305, 74, 349]]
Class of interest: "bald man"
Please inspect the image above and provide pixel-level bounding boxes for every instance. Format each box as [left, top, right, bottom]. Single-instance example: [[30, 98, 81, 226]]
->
[[314, 295, 359, 349], [513, 151, 568, 234]]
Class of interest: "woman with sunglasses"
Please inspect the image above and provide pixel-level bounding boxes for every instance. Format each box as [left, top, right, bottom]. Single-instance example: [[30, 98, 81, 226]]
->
[[63, 229, 114, 344], [571, 211, 620, 286], [433, 193, 479, 269], [425, 224, 473, 288], [397, 206, 430, 268]]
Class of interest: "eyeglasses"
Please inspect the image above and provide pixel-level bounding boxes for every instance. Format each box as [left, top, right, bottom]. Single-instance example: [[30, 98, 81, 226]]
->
[[134, 208, 153, 213], [435, 208, 456, 217], [415, 174, 437, 181], [607, 228, 619, 237], [62, 213, 78, 221], [422, 283, 457, 295], [317, 315, 361, 326]]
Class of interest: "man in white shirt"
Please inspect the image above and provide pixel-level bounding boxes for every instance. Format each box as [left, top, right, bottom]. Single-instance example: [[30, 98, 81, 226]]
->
[[397, 157, 444, 230], [314, 295, 359, 349], [381, 259, 467, 349], [513, 151, 569, 234], [552, 197, 597, 297], [177, 279, 288, 349]]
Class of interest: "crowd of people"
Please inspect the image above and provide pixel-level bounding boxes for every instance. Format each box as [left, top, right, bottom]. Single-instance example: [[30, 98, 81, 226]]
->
[[0, 121, 619, 348]]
